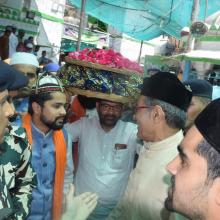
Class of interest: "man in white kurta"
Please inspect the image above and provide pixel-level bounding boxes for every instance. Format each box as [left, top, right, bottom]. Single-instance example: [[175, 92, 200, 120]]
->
[[108, 72, 192, 220], [109, 131, 185, 220], [9, 26, 18, 58], [65, 99, 140, 220]]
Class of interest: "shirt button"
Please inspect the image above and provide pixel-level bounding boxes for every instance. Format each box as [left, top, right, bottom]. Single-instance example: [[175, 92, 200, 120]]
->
[[43, 144, 47, 148], [42, 180, 46, 184], [102, 156, 105, 160], [42, 162, 47, 167]]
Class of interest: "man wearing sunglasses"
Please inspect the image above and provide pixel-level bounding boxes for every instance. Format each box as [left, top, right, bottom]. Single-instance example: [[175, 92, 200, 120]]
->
[[10, 52, 39, 126], [109, 72, 192, 220], [65, 98, 140, 220]]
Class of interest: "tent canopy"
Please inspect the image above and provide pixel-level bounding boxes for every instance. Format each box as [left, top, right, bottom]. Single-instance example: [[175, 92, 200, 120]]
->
[[69, 0, 220, 40]]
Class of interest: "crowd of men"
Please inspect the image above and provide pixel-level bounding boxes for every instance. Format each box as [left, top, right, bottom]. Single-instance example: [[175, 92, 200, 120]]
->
[[0, 47, 220, 220], [0, 25, 54, 67]]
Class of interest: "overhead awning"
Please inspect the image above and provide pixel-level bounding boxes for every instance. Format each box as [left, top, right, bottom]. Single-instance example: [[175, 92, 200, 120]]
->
[[69, 0, 220, 40]]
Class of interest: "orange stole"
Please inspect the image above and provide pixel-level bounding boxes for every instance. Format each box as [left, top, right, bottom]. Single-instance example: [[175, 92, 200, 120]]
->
[[22, 114, 67, 220], [69, 96, 86, 123]]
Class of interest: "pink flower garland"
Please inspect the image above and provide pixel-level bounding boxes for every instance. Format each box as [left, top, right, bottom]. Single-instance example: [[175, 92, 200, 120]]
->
[[68, 48, 143, 74]]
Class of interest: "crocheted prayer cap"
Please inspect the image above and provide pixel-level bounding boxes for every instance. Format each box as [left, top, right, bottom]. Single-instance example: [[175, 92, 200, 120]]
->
[[33, 72, 64, 94]]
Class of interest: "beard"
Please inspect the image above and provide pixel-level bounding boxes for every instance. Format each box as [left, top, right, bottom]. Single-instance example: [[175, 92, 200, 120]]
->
[[98, 114, 120, 128], [165, 175, 207, 220], [40, 114, 65, 130], [165, 176, 175, 211]]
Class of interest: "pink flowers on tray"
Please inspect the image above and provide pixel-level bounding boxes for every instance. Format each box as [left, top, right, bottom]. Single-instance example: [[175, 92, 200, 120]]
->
[[68, 48, 143, 74]]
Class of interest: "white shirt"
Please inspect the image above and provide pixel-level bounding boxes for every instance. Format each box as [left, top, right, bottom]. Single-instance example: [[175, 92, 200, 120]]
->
[[108, 130, 188, 220], [212, 85, 220, 100], [9, 33, 18, 58], [65, 116, 139, 205]]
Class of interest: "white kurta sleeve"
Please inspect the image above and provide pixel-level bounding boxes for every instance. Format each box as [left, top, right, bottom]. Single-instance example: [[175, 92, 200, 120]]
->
[[64, 118, 83, 142], [63, 130, 74, 195]]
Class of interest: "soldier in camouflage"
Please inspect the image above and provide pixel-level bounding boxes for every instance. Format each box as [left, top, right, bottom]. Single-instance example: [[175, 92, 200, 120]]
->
[[0, 61, 36, 219], [0, 166, 14, 220], [0, 125, 36, 219]]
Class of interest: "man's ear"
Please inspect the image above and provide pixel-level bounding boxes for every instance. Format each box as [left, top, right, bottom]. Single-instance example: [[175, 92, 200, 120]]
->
[[32, 102, 41, 115], [152, 105, 165, 123]]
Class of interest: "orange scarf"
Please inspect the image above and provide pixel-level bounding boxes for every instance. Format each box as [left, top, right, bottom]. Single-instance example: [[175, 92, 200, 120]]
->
[[22, 113, 66, 220], [69, 96, 86, 123]]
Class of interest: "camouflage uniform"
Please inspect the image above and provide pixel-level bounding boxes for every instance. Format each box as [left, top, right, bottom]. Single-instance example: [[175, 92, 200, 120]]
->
[[0, 125, 37, 220], [0, 165, 14, 220]]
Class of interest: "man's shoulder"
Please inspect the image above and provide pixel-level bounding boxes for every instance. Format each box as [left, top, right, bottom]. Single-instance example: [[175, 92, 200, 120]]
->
[[9, 125, 27, 139], [3, 125, 30, 151], [0, 167, 13, 217], [118, 120, 137, 130], [73, 115, 98, 125], [0, 127, 30, 168]]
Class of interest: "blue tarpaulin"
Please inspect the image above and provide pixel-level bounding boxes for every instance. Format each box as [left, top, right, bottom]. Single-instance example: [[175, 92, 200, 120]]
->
[[69, 0, 220, 40]]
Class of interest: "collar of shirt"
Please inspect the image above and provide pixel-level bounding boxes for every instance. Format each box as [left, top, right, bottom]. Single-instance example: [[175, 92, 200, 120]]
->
[[143, 130, 183, 152], [31, 121, 53, 139]]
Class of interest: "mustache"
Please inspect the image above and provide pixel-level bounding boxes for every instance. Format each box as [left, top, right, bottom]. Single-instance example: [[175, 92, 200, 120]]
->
[[104, 115, 117, 119], [55, 116, 65, 121]]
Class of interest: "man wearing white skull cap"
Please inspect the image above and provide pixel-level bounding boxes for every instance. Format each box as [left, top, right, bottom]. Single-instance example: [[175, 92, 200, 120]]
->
[[10, 52, 39, 126]]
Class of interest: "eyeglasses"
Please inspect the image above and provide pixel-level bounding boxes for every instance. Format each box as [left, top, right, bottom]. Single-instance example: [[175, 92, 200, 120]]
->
[[134, 106, 153, 113], [100, 103, 122, 112]]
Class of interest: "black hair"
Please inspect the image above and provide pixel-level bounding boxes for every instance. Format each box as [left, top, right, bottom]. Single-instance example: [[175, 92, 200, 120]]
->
[[78, 95, 97, 109], [28, 92, 53, 115], [197, 139, 220, 182], [145, 97, 187, 130]]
